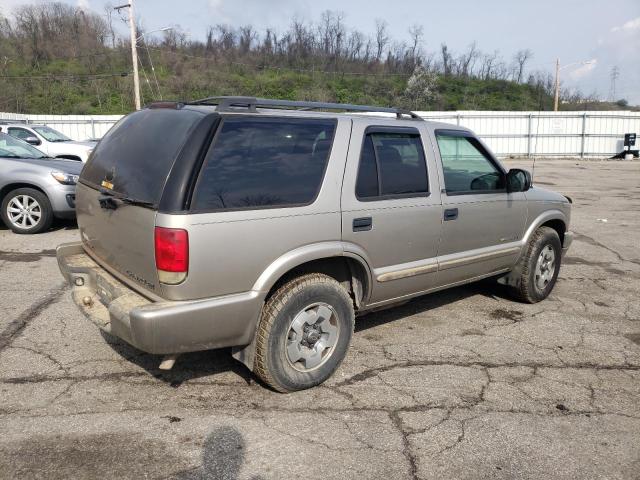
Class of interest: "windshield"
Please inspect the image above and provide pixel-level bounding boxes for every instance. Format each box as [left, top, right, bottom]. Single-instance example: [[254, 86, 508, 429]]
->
[[0, 133, 47, 159], [33, 126, 71, 142]]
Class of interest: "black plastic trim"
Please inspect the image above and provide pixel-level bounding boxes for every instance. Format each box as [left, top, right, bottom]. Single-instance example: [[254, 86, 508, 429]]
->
[[353, 217, 373, 231], [158, 113, 221, 213], [186, 96, 421, 120]]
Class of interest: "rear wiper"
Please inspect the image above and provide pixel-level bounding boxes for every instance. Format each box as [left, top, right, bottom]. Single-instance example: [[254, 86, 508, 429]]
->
[[98, 189, 154, 209], [120, 197, 155, 208]]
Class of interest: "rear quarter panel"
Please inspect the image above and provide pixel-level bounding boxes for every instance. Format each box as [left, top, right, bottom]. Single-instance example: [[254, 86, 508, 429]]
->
[[156, 117, 352, 301]]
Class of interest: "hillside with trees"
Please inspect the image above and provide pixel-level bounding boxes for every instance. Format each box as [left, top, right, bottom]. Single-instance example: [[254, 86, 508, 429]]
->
[[0, 3, 625, 115]]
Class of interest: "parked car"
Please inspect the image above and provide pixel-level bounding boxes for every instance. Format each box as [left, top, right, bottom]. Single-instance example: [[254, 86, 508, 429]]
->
[[0, 132, 82, 234], [57, 97, 573, 392], [0, 123, 95, 162]]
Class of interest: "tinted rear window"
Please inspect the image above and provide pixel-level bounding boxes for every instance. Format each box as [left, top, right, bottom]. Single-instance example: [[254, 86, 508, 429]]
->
[[81, 108, 203, 204], [191, 116, 335, 211]]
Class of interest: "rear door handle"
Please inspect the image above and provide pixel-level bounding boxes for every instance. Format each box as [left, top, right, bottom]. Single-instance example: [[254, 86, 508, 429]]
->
[[353, 217, 372, 232], [444, 208, 458, 221]]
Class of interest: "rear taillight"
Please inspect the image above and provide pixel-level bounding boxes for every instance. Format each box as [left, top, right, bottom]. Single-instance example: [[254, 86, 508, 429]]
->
[[154, 227, 189, 284]]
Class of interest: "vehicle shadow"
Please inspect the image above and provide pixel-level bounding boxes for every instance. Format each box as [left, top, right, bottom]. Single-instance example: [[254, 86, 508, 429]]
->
[[102, 278, 515, 388], [0, 218, 77, 232], [101, 331, 255, 388], [54, 218, 78, 231], [355, 279, 513, 332]]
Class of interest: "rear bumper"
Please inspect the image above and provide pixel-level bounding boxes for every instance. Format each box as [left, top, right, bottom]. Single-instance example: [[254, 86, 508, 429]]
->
[[562, 231, 573, 256], [56, 242, 261, 354]]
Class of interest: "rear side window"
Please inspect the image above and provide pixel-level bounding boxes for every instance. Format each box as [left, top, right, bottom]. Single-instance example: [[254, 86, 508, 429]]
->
[[191, 117, 335, 211], [356, 130, 428, 199], [7, 127, 32, 140], [81, 108, 203, 204]]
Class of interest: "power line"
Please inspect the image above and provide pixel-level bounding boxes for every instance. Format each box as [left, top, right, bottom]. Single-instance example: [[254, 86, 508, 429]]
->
[[1, 51, 116, 62], [0, 72, 130, 80]]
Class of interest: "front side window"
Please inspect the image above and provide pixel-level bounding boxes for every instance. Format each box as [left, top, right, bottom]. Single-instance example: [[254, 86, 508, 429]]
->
[[355, 130, 428, 199], [32, 126, 71, 142], [191, 117, 336, 211], [435, 133, 505, 194]]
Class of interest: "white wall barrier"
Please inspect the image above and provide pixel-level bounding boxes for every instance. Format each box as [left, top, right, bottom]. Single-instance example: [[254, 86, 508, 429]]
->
[[2, 110, 639, 158]]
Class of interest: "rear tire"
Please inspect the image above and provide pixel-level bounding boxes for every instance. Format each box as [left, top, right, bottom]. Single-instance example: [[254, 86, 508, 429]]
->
[[509, 226, 562, 303], [253, 273, 355, 392], [1, 188, 53, 234]]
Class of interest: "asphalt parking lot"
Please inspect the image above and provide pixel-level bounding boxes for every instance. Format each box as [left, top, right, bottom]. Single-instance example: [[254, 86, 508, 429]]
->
[[1, 159, 639, 480]]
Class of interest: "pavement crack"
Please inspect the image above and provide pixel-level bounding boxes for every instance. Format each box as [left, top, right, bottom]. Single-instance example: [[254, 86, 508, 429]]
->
[[573, 231, 640, 267], [0, 282, 68, 353], [333, 360, 640, 388], [389, 410, 419, 480]]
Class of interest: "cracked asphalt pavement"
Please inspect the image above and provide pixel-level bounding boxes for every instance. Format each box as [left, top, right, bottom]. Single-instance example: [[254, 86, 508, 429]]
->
[[1, 159, 639, 479]]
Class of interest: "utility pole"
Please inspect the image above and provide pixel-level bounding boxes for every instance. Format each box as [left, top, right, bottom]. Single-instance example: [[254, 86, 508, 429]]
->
[[553, 58, 560, 112], [115, 1, 141, 110]]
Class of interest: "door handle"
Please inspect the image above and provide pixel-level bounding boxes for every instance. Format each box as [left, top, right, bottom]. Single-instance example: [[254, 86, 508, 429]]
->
[[353, 217, 372, 232], [444, 208, 458, 221]]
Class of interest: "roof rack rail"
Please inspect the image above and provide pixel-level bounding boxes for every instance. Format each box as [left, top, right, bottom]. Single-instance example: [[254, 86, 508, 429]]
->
[[186, 96, 422, 120]]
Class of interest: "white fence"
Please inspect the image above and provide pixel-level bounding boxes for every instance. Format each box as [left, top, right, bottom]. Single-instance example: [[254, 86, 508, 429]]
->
[[0, 112, 122, 142], [2, 110, 639, 158]]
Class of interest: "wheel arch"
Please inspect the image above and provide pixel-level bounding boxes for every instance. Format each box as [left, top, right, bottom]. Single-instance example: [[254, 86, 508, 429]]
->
[[0, 182, 48, 203], [522, 210, 567, 247], [252, 242, 373, 309]]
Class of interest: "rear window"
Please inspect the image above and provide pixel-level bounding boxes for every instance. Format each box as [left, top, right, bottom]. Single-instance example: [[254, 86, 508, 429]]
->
[[191, 116, 335, 211], [81, 108, 203, 204]]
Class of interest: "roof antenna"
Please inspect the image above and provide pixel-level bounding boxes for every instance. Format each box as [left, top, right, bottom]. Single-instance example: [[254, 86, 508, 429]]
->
[[530, 108, 542, 185]]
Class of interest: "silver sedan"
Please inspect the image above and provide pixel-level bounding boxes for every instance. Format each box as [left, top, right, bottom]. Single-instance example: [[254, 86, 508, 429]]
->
[[0, 132, 83, 234]]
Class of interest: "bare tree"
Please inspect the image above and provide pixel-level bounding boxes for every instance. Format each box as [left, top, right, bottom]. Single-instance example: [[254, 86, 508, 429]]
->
[[238, 25, 256, 54], [513, 49, 533, 83], [103, 2, 117, 49], [480, 50, 499, 79], [408, 24, 423, 67], [374, 19, 388, 62], [440, 43, 452, 76], [458, 42, 478, 77]]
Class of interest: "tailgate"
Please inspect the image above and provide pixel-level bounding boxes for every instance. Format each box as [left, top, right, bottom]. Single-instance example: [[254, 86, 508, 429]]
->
[[74, 107, 206, 297], [76, 182, 160, 296]]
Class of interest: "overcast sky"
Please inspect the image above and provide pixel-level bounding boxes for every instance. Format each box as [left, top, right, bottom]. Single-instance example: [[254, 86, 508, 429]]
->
[[3, 0, 640, 104]]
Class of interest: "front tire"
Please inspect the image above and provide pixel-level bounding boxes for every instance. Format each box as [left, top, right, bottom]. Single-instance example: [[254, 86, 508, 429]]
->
[[1, 188, 53, 234], [510, 226, 562, 303], [254, 273, 355, 392]]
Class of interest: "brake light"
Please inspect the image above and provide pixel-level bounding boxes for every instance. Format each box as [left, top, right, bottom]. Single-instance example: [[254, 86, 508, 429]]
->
[[154, 227, 189, 284]]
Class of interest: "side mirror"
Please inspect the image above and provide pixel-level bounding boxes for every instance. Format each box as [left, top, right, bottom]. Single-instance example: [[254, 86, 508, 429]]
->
[[506, 168, 532, 193], [24, 136, 41, 146]]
